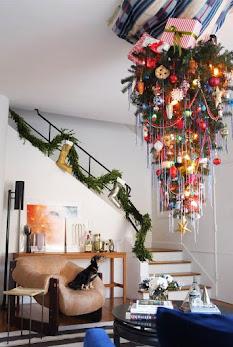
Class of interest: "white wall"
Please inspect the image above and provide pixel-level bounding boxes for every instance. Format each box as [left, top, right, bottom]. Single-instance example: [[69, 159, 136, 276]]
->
[[1, 126, 140, 300]]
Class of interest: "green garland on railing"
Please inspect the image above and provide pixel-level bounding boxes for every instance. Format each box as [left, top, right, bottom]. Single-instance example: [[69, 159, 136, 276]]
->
[[10, 109, 152, 261]]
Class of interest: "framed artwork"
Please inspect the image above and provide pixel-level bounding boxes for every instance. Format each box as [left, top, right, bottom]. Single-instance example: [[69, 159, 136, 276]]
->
[[27, 204, 78, 252]]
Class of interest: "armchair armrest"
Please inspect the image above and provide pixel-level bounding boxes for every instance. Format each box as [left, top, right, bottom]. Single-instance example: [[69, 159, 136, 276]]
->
[[12, 267, 52, 295]]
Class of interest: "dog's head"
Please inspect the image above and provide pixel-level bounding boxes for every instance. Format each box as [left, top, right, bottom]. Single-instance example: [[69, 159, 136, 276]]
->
[[91, 255, 105, 268]]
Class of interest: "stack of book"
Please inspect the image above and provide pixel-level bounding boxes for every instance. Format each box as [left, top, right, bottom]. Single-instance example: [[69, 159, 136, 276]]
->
[[125, 299, 173, 320]]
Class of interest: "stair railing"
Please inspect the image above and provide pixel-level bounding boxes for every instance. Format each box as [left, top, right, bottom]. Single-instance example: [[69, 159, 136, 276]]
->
[[15, 109, 138, 232]]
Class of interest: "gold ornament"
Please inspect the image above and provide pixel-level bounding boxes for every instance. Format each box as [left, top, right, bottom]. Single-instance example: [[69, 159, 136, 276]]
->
[[155, 65, 170, 79], [174, 215, 192, 236], [220, 126, 229, 139]]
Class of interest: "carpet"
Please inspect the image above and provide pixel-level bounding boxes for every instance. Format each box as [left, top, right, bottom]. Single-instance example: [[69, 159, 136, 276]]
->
[[0, 321, 151, 346]]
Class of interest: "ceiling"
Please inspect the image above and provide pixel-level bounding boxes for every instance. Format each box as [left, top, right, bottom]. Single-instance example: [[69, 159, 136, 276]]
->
[[0, 1, 233, 125]]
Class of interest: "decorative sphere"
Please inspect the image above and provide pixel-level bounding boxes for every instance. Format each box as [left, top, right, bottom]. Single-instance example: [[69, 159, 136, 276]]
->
[[213, 157, 221, 165], [156, 169, 161, 176], [142, 103, 148, 110], [154, 140, 163, 151], [208, 76, 220, 87], [144, 75, 150, 80], [202, 105, 207, 111], [199, 121, 206, 130], [183, 110, 192, 117], [176, 119, 184, 130], [170, 74, 178, 83]]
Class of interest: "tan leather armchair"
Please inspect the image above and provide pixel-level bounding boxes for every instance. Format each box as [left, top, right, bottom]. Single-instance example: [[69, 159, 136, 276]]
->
[[12, 255, 106, 317]]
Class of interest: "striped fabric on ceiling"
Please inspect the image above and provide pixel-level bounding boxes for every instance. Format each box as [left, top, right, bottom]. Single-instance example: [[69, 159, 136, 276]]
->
[[111, 0, 233, 44]]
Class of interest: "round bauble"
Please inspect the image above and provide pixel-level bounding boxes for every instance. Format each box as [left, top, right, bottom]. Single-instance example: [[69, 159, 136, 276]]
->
[[213, 157, 221, 165], [170, 74, 178, 83], [156, 169, 161, 176], [170, 165, 177, 179], [199, 121, 206, 130], [208, 76, 220, 87], [176, 119, 184, 130], [154, 140, 163, 152], [183, 110, 192, 117]]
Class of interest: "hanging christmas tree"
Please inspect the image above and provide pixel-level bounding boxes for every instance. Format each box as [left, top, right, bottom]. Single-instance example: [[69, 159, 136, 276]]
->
[[122, 26, 233, 235]]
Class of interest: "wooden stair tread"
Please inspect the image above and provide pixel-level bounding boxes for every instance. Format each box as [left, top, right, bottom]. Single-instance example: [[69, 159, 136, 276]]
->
[[147, 248, 182, 253], [138, 284, 211, 294], [149, 272, 201, 277], [149, 260, 191, 265]]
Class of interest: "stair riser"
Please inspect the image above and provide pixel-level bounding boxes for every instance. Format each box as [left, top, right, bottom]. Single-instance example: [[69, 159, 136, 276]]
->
[[149, 263, 191, 274], [172, 275, 201, 286], [151, 252, 183, 262]]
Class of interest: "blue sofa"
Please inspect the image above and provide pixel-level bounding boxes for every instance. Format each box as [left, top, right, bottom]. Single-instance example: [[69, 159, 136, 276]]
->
[[157, 307, 233, 347]]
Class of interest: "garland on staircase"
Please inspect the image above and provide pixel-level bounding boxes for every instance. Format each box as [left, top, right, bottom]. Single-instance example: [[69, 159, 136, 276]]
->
[[10, 109, 152, 262]]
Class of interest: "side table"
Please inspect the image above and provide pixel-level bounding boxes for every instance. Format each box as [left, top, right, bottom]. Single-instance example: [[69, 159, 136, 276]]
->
[[4, 286, 45, 346]]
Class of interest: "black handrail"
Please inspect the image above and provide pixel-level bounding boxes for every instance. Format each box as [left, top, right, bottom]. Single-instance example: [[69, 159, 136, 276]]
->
[[14, 109, 138, 233]]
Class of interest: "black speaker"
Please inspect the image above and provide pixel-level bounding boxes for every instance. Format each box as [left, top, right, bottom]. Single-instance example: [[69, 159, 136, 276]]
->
[[14, 181, 24, 210]]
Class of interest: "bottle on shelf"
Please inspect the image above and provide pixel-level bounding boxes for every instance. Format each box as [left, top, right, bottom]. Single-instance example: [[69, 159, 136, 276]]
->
[[84, 231, 92, 252]]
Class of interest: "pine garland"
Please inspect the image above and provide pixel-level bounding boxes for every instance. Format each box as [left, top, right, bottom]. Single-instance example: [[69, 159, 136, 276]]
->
[[10, 109, 152, 261]]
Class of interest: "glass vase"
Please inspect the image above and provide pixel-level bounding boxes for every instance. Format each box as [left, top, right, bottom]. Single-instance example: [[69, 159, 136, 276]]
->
[[149, 290, 168, 301]]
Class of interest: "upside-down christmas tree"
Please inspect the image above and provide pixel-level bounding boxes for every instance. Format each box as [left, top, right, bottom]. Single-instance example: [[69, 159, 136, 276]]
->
[[122, 18, 233, 236]]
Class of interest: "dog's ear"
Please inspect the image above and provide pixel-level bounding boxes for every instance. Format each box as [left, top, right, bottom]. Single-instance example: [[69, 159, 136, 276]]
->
[[91, 256, 95, 262]]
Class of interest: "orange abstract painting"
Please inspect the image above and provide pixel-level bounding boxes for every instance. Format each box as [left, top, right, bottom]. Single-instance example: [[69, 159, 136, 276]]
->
[[27, 205, 78, 251]]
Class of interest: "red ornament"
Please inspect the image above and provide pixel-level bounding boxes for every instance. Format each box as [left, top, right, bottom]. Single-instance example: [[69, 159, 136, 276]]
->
[[170, 74, 178, 83], [170, 165, 177, 179], [176, 119, 184, 130], [156, 169, 161, 176], [146, 57, 157, 68], [208, 76, 220, 87], [213, 157, 221, 165], [199, 121, 206, 130]]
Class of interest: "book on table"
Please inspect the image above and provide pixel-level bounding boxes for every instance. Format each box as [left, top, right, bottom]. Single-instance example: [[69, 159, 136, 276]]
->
[[125, 300, 173, 320], [190, 304, 221, 314]]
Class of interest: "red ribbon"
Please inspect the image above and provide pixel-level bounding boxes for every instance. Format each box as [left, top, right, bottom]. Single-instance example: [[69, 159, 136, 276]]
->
[[148, 41, 163, 54]]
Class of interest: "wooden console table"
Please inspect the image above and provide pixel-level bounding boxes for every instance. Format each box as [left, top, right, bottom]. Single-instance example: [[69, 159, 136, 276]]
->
[[13, 252, 126, 303]]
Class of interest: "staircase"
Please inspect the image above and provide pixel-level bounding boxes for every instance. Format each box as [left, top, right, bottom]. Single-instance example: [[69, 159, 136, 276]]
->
[[138, 248, 211, 301]]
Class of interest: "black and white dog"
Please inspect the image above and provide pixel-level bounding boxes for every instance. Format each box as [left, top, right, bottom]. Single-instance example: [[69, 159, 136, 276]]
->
[[68, 255, 105, 290]]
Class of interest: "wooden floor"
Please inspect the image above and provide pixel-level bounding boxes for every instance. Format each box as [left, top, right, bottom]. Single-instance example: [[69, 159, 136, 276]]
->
[[0, 297, 232, 333], [0, 297, 129, 333]]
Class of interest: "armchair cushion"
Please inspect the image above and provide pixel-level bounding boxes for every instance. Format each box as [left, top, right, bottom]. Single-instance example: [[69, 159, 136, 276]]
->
[[157, 307, 233, 347], [12, 256, 106, 316]]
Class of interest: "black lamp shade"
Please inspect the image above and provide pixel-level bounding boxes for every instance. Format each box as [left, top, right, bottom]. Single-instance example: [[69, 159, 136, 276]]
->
[[14, 181, 24, 210]]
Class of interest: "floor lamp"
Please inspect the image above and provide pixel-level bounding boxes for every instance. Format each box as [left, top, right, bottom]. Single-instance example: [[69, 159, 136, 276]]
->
[[2, 181, 24, 309]]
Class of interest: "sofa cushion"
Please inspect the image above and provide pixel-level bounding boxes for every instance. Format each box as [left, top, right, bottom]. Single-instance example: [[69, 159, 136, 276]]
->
[[157, 307, 233, 347]]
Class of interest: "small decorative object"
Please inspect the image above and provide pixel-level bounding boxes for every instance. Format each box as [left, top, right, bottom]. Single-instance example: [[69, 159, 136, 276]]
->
[[56, 140, 73, 173], [213, 157, 221, 165], [24, 225, 31, 253], [108, 239, 114, 252], [155, 65, 170, 79], [139, 274, 181, 301], [84, 231, 92, 252], [174, 215, 192, 236], [94, 233, 105, 252], [127, 32, 170, 65], [170, 74, 178, 83], [215, 87, 223, 108], [188, 59, 198, 75], [171, 88, 184, 102], [220, 126, 229, 139], [31, 233, 45, 253], [161, 18, 202, 51], [166, 104, 173, 119], [208, 76, 220, 87], [138, 80, 144, 95]]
